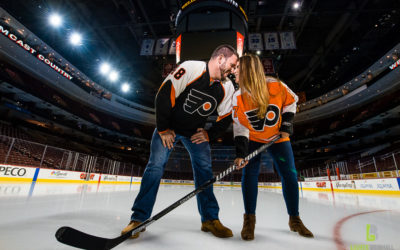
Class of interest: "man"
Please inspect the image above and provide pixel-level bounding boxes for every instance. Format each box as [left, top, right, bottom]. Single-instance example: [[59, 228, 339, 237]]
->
[[122, 45, 239, 239]]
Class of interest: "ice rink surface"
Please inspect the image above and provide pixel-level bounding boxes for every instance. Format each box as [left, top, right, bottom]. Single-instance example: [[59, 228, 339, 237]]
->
[[0, 182, 399, 250]]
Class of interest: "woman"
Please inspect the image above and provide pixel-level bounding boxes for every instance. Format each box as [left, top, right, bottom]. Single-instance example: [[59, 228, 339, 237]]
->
[[232, 54, 313, 240]]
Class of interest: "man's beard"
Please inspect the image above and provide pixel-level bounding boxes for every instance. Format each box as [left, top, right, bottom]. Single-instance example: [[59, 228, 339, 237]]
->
[[219, 62, 228, 81]]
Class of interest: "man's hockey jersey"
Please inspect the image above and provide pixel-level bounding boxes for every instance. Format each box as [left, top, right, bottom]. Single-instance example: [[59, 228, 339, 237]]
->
[[232, 77, 298, 157], [156, 60, 235, 138]]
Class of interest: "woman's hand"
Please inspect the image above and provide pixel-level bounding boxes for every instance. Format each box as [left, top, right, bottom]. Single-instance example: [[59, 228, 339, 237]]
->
[[191, 128, 209, 144], [280, 132, 290, 138], [234, 158, 248, 169]]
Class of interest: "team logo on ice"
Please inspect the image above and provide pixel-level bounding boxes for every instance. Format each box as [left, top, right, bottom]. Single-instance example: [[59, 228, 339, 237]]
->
[[183, 89, 217, 116], [245, 104, 280, 131]]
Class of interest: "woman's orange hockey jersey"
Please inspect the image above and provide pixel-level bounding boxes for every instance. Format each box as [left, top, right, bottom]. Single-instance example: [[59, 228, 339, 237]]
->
[[232, 77, 298, 145]]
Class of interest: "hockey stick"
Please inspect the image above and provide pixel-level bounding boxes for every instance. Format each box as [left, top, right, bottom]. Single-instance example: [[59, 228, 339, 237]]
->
[[55, 135, 281, 250]]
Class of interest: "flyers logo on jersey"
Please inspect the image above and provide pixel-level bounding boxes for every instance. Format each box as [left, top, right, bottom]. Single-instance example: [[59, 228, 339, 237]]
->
[[183, 89, 217, 116], [245, 104, 280, 131]]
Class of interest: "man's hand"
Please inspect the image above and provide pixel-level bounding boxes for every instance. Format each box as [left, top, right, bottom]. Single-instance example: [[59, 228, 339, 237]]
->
[[280, 132, 290, 138], [191, 128, 209, 144], [234, 158, 248, 169], [159, 129, 176, 149]]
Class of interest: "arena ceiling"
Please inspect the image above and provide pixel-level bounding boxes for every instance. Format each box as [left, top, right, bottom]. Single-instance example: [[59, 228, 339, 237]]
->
[[2, 0, 400, 107]]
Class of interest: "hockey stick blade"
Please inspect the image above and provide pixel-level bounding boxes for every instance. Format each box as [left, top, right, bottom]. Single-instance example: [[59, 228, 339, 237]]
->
[[55, 134, 281, 249], [55, 226, 131, 250]]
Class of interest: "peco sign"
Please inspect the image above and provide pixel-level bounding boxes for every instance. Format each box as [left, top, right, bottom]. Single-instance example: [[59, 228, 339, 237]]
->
[[0, 166, 27, 176]]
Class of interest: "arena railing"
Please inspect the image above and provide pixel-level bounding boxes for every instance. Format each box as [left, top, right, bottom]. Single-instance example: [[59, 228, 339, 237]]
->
[[299, 149, 400, 181], [0, 134, 145, 177]]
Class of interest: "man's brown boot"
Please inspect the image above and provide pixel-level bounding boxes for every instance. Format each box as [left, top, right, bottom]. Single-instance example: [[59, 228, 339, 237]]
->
[[201, 219, 233, 238], [121, 221, 146, 239], [241, 214, 256, 240], [289, 216, 314, 238]]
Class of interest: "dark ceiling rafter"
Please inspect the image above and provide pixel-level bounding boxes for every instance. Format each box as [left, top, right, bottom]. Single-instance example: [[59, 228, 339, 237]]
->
[[134, 0, 158, 39], [294, 0, 318, 41], [255, 16, 262, 32], [273, 0, 318, 77], [247, 0, 258, 26], [277, 0, 292, 31], [111, 0, 142, 47]]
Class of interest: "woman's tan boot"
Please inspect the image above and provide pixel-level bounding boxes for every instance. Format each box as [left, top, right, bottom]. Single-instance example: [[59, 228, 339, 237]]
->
[[241, 214, 256, 240], [289, 216, 314, 238]]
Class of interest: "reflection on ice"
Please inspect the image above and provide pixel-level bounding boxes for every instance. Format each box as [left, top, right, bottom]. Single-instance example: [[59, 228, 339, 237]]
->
[[0, 182, 399, 250]]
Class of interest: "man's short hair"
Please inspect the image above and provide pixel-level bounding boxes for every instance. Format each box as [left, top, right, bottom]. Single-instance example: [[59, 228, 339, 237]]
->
[[210, 44, 239, 59]]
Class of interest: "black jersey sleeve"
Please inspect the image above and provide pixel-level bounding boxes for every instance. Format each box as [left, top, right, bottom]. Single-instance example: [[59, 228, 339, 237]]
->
[[155, 79, 174, 133], [235, 136, 249, 158]]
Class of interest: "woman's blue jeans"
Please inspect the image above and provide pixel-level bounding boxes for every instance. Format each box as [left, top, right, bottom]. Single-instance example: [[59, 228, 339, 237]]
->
[[242, 140, 299, 216]]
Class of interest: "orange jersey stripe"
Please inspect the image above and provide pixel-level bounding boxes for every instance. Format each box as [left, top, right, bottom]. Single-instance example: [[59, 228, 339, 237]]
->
[[216, 111, 232, 122], [170, 84, 176, 108], [158, 129, 169, 134], [249, 136, 290, 144]]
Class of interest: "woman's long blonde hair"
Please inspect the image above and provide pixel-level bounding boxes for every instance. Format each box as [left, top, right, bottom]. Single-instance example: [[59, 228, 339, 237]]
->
[[239, 54, 269, 118]]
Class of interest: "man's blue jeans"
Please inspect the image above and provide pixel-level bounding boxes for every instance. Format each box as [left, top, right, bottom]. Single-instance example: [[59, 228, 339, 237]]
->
[[131, 129, 220, 222]]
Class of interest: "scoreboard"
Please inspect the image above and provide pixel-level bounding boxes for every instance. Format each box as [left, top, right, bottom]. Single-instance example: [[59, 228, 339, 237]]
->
[[174, 0, 248, 62]]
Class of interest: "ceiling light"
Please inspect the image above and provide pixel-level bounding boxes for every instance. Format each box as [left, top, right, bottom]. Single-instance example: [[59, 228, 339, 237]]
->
[[99, 63, 111, 75], [69, 32, 82, 46], [49, 13, 62, 27], [293, 2, 300, 10], [121, 83, 130, 92], [109, 71, 119, 82]]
